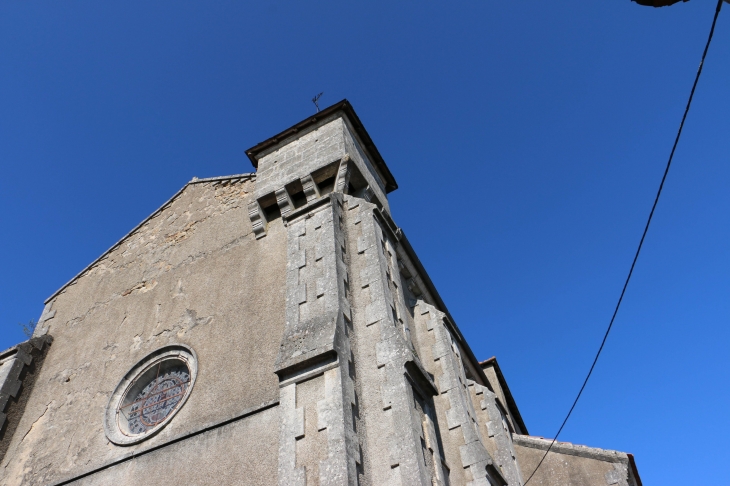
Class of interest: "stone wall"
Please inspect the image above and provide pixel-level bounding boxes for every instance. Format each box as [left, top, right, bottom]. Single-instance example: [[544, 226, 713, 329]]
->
[[254, 115, 390, 214], [513, 435, 640, 486], [1, 104, 642, 486], [72, 405, 280, 486], [0, 176, 288, 485], [275, 194, 359, 486], [0, 335, 53, 462]]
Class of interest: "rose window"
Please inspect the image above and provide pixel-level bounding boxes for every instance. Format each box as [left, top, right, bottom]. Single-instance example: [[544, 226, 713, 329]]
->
[[104, 345, 197, 446], [120, 362, 191, 435]]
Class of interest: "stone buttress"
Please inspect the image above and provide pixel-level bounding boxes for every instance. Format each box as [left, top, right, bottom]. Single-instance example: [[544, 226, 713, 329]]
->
[[468, 381, 523, 485], [345, 198, 447, 486], [410, 304, 508, 486], [275, 193, 358, 486]]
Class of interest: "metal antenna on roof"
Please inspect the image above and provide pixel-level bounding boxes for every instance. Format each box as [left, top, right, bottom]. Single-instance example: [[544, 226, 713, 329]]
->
[[312, 92, 323, 112]]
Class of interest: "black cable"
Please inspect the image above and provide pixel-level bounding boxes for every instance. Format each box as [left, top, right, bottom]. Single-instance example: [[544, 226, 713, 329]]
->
[[523, 1, 724, 484]]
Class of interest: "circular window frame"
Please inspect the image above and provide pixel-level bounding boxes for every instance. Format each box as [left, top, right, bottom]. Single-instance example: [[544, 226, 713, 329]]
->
[[104, 345, 198, 446]]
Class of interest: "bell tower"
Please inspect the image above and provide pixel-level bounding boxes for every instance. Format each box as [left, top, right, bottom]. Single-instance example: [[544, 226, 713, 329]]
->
[[245, 100, 397, 240]]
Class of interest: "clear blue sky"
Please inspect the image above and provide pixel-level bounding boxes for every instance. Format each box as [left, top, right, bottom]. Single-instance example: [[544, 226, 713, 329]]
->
[[1, 1, 728, 483]]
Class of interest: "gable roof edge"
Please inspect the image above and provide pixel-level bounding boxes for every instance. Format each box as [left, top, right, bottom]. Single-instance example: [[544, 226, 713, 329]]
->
[[43, 173, 255, 304]]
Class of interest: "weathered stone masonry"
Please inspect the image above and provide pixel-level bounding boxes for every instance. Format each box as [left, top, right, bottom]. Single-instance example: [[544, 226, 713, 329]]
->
[[275, 193, 359, 486], [0, 100, 642, 486], [245, 100, 641, 486], [347, 199, 445, 486], [0, 335, 53, 462]]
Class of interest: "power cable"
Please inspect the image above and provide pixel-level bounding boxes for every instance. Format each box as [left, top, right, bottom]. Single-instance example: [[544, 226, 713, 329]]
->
[[523, 1, 724, 483]]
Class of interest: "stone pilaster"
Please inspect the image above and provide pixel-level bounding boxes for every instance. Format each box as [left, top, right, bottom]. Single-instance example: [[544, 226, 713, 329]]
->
[[275, 194, 359, 485], [278, 383, 306, 485]]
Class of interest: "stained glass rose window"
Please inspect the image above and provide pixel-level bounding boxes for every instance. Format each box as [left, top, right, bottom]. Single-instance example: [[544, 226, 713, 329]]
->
[[104, 345, 197, 445]]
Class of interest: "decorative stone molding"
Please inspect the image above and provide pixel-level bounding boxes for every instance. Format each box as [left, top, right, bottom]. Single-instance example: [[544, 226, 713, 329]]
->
[[512, 435, 630, 464], [248, 200, 268, 239], [276, 187, 295, 217], [300, 174, 321, 203], [334, 155, 351, 194]]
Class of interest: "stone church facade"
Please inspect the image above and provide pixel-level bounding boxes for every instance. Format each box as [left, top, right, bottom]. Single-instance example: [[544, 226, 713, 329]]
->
[[0, 100, 642, 486]]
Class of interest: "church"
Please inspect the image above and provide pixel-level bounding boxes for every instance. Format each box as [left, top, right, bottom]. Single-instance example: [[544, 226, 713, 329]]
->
[[0, 100, 642, 485]]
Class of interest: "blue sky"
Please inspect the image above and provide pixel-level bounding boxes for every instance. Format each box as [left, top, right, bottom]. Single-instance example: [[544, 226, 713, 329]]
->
[[1, 1, 728, 483]]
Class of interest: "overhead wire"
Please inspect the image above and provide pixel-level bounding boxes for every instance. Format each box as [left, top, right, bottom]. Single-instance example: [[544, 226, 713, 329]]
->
[[522, 1, 725, 484]]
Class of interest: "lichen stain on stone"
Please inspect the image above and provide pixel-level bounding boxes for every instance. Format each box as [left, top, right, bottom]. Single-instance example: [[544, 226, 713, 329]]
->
[[182, 309, 213, 332], [213, 180, 250, 206], [19, 401, 53, 445], [102, 341, 118, 352]]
